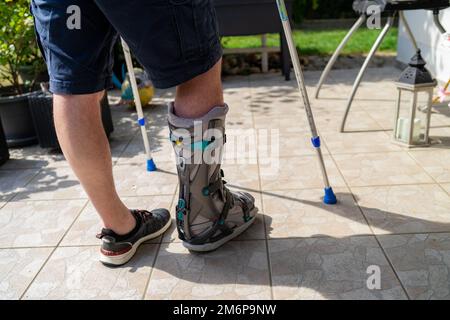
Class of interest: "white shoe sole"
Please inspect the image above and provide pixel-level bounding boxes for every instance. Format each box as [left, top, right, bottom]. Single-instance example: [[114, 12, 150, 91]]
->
[[99, 218, 172, 266], [182, 208, 258, 252]]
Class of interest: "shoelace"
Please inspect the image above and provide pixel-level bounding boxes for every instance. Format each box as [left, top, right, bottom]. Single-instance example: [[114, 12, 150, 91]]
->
[[135, 209, 153, 223]]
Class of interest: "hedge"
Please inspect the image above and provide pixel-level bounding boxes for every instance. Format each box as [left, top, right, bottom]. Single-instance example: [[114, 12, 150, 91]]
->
[[293, 0, 356, 23]]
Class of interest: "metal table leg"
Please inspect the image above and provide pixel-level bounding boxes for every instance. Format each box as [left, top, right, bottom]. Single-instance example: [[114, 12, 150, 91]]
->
[[339, 14, 396, 132], [433, 9, 447, 34], [399, 11, 419, 51], [315, 15, 366, 98]]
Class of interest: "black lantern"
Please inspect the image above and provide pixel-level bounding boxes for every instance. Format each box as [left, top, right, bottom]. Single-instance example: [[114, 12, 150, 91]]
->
[[394, 50, 437, 147]]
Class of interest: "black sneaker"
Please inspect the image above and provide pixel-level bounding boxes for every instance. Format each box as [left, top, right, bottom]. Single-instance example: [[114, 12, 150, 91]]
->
[[97, 209, 171, 266]]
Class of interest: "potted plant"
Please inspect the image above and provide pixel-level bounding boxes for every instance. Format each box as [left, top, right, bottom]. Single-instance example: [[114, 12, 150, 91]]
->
[[0, 0, 47, 147], [28, 86, 114, 149]]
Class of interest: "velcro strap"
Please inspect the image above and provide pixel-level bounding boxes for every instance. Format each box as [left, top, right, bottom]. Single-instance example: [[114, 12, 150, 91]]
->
[[188, 187, 233, 245]]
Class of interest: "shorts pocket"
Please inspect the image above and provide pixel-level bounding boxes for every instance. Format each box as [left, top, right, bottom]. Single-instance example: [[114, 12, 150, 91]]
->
[[170, 0, 219, 62]]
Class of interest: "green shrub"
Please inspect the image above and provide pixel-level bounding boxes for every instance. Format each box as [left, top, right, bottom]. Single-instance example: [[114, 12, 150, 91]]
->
[[0, 0, 45, 94], [293, 0, 355, 23]]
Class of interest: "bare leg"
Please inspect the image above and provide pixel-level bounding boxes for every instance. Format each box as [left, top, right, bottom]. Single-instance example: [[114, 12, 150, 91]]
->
[[174, 58, 224, 118], [53, 91, 135, 235]]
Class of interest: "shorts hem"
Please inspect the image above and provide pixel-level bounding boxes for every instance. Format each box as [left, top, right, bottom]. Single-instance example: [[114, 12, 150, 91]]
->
[[151, 43, 223, 89], [49, 77, 113, 95]]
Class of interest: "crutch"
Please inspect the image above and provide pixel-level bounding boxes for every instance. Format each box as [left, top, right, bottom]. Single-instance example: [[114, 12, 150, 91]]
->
[[121, 38, 157, 172], [275, 0, 337, 205]]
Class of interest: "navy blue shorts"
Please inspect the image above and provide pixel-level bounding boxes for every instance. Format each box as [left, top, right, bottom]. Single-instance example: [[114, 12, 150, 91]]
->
[[31, 0, 223, 94]]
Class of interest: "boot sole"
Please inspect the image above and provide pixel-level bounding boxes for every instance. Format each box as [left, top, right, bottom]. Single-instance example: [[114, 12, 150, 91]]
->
[[100, 218, 172, 267], [182, 208, 258, 252]]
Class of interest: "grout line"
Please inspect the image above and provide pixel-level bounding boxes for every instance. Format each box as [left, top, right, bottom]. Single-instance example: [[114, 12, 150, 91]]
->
[[372, 235, 411, 300], [140, 139, 179, 299], [254, 182, 439, 194], [0, 245, 58, 250], [406, 150, 450, 198], [326, 142, 411, 299], [141, 241, 163, 300], [7, 168, 44, 203], [6, 193, 177, 203], [18, 198, 90, 300], [111, 130, 139, 167], [249, 76, 274, 300]]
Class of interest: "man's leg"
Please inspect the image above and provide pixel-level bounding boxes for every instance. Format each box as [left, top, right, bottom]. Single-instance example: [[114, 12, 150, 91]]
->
[[32, 0, 171, 266], [174, 59, 224, 119], [93, 0, 258, 251], [53, 92, 134, 235], [168, 61, 258, 252]]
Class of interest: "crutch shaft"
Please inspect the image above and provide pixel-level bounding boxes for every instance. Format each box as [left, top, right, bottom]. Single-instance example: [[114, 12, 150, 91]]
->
[[275, 0, 334, 196], [121, 38, 156, 171]]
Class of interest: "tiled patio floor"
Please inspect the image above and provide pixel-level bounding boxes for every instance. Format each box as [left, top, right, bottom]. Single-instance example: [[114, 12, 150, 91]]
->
[[2, 67, 450, 300]]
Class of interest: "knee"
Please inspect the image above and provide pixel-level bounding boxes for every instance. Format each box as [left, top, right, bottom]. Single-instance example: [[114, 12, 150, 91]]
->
[[53, 91, 105, 122], [53, 91, 104, 108]]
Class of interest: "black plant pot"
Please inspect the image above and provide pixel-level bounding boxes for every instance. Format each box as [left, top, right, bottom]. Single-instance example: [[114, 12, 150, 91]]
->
[[0, 115, 10, 166], [28, 91, 114, 149], [0, 89, 38, 147]]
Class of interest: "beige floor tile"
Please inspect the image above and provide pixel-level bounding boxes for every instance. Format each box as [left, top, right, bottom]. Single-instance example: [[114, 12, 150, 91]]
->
[[249, 91, 306, 118], [409, 149, 450, 183], [333, 152, 433, 187], [431, 103, 450, 127], [0, 169, 40, 203], [109, 134, 137, 164], [163, 192, 265, 243], [258, 130, 329, 159], [363, 106, 396, 131], [263, 188, 371, 239], [353, 185, 450, 234], [0, 200, 86, 248], [260, 155, 346, 190], [441, 183, 450, 195], [427, 127, 450, 150], [145, 241, 271, 300], [322, 131, 402, 154], [117, 127, 174, 164], [223, 127, 259, 163], [1, 147, 67, 169], [269, 237, 407, 300], [221, 163, 260, 191], [225, 116, 254, 131], [0, 248, 53, 300], [253, 116, 308, 133], [61, 196, 174, 246], [15, 167, 86, 201], [378, 233, 450, 299], [23, 245, 157, 300], [113, 162, 178, 197], [314, 111, 384, 134]]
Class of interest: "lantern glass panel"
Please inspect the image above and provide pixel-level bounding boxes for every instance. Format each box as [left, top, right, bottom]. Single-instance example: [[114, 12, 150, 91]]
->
[[394, 89, 432, 145]]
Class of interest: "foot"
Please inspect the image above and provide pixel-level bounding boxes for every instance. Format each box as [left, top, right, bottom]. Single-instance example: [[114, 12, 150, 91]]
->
[[97, 209, 171, 266], [182, 191, 258, 253]]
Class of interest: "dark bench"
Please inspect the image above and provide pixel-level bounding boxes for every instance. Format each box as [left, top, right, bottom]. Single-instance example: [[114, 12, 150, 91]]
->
[[214, 0, 294, 80]]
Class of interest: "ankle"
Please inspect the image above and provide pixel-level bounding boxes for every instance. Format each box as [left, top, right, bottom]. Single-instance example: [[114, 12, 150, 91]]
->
[[104, 209, 136, 235]]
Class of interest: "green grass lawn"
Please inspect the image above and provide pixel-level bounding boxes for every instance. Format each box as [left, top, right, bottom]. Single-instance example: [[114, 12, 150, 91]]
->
[[222, 28, 398, 56]]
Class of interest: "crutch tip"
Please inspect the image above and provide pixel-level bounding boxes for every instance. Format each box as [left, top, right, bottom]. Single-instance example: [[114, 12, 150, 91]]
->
[[323, 187, 337, 205], [146, 159, 157, 172]]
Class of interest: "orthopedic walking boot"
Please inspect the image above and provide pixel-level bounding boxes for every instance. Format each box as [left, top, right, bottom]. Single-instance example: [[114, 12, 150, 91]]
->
[[168, 103, 258, 252]]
